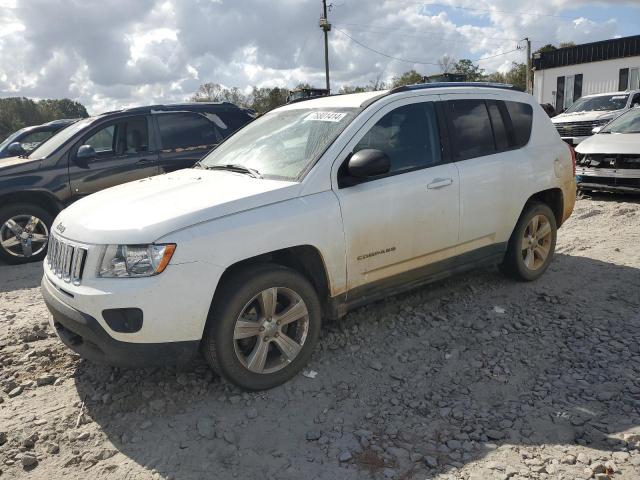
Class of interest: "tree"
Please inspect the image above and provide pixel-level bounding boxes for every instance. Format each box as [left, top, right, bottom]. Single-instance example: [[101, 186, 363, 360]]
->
[[535, 44, 557, 55], [191, 83, 227, 102], [504, 62, 527, 91], [453, 59, 485, 82], [437, 55, 456, 74], [218, 87, 249, 107], [485, 71, 506, 83], [0, 97, 89, 141], [249, 87, 289, 114], [559, 41, 576, 49], [37, 99, 88, 119], [338, 85, 368, 94], [391, 70, 423, 88]]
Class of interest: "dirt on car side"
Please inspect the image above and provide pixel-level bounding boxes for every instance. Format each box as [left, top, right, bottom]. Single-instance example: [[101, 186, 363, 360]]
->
[[0, 195, 639, 480]]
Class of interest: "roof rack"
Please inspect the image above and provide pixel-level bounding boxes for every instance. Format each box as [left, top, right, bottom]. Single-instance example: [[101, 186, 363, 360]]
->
[[99, 102, 243, 116], [388, 82, 521, 94]]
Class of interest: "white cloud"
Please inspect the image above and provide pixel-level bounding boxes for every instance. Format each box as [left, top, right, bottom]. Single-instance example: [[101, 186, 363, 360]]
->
[[0, 0, 632, 113]]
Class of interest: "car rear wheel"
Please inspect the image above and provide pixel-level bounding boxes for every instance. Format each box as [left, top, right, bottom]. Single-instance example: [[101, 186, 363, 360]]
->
[[202, 264, 321, 391], [500, 202, 557, 281], [0, 204, 53, 264]]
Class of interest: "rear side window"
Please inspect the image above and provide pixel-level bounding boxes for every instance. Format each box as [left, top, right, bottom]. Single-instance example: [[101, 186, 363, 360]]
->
[[217, 110, 253, 135], [157, 113, 221, 150], [486, 101, 510, 151], [504, 101, 533, 148], [445, 100, 495, 161]]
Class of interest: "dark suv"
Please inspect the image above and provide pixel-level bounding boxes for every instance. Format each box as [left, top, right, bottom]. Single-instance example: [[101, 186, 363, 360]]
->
[[0, 119, 78, 158], [0, 102, 254, 264]]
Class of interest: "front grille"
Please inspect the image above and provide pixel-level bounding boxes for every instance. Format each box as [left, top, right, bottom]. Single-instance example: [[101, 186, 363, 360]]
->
[[554, 120, 606, 137], [47, 235, 87, 285], [577, 154, 640, 169]]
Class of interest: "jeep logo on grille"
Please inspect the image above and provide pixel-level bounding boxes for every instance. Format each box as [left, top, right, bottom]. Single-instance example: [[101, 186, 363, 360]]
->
[[55, 224, 66, 233]]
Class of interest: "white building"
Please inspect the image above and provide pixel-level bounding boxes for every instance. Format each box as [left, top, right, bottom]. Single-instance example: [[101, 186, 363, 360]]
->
[[533, 35, 640, 110]]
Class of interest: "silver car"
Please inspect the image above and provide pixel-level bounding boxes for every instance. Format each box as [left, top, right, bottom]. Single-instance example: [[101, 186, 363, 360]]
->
[[575, 107, 640, 193]]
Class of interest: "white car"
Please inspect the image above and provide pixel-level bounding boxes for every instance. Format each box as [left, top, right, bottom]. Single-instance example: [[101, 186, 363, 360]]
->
[[575, 106, 640, 193], [552, 90, 640, 145], [42, 83, 576, 390]]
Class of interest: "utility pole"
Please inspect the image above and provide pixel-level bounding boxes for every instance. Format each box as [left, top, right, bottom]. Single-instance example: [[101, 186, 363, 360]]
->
[[524, 37, 532, 94], [320, 0, 331, 93]]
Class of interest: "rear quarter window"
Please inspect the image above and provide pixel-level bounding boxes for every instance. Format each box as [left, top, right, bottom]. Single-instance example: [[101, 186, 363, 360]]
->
[[504, 101, 533, 148], [157, 113, 221, 150]]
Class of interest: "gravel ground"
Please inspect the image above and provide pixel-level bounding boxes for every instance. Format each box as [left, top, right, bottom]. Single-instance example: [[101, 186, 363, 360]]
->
[[1, 195, 639, 480]]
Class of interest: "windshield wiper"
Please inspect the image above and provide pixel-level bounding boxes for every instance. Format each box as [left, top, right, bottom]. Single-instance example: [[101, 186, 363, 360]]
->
[[204, 164, 263, 179]]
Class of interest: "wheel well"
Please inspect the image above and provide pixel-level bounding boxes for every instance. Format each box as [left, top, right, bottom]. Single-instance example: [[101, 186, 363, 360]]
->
[[0, 191, 62, 219], [527, 188, 564, 226], [216, 245, 331, 313]]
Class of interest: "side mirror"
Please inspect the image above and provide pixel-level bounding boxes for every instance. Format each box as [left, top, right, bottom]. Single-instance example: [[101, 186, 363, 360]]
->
[[591, 126, 602, 134], [77, 145, 96, 160], [7, 142, 25, 156], [347, 149, 391, 178]]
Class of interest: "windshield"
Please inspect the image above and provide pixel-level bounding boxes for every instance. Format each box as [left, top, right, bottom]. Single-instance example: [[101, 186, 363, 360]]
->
[[565, 94, 629, 113], [28, 117, 94, 159], [0, 129, 25, 152], [200, 107, 359, 180], [601, 107, 640, 134]]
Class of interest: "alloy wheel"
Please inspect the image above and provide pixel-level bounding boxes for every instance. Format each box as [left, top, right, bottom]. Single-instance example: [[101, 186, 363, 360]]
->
[[233, 287, 310, 374], [521, 214, 552, 271], [0, 215, 49, 259]]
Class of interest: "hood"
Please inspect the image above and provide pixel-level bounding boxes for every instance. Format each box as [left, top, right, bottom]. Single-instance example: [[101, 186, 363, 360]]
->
[[575, 132, 640, 155], [552, 109, 623, 124], [54, 169, 300, 244]]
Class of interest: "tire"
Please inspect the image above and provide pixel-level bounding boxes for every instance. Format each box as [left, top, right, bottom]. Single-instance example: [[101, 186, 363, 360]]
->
[[500, 202, 557, 282], [0, 204, 53, 265], [202, 264, 322, 391]]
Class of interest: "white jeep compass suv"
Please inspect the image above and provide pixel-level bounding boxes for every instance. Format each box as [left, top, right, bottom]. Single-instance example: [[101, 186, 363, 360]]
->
[[42, 83, 576, 390]]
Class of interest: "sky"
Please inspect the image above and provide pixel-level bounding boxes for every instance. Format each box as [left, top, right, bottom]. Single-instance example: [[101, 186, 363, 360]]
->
[[0, 0, 638, 114]]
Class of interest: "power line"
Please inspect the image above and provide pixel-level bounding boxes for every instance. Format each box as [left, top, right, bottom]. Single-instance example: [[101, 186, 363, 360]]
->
[[334, 27, 522, 66], [334, 28, 441, 65], [383, 0, 603, 20], [334, 21, 524, 42], [332, 23, 517, 46], [474, 48, 521, 62]]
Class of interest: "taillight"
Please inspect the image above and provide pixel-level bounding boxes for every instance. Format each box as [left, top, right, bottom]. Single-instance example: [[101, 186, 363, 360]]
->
[[568, 144, 576, 176]]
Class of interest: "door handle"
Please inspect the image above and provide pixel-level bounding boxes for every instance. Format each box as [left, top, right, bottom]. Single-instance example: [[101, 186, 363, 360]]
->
[[136, 158, 153, 165], [427, 177, 453, 189]]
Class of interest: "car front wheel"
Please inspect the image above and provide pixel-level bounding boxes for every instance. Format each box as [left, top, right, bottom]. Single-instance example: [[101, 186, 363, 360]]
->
[[202, 264, 322, 391]]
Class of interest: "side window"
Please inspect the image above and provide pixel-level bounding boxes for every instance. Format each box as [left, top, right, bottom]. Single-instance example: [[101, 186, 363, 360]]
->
[[85, 124, 116, 154], [157, 113, 220, 150], [445, 99, 495, 161], [354, 102, 441, 174], [119, 117, 149, 155], [486, 101, 510, 151], [504, 101, 533, 148], [631, 93, 640, 108], [21, 131, 53, 144], [218, 111, 253, 135]]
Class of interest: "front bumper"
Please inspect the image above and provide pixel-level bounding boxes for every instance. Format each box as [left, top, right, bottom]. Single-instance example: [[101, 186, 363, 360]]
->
[[42, 276, 200, 366], [576, 167, 640, 193]]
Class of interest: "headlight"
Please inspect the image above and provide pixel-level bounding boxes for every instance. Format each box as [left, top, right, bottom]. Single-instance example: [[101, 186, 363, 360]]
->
[[98, 244, 176, 278]]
